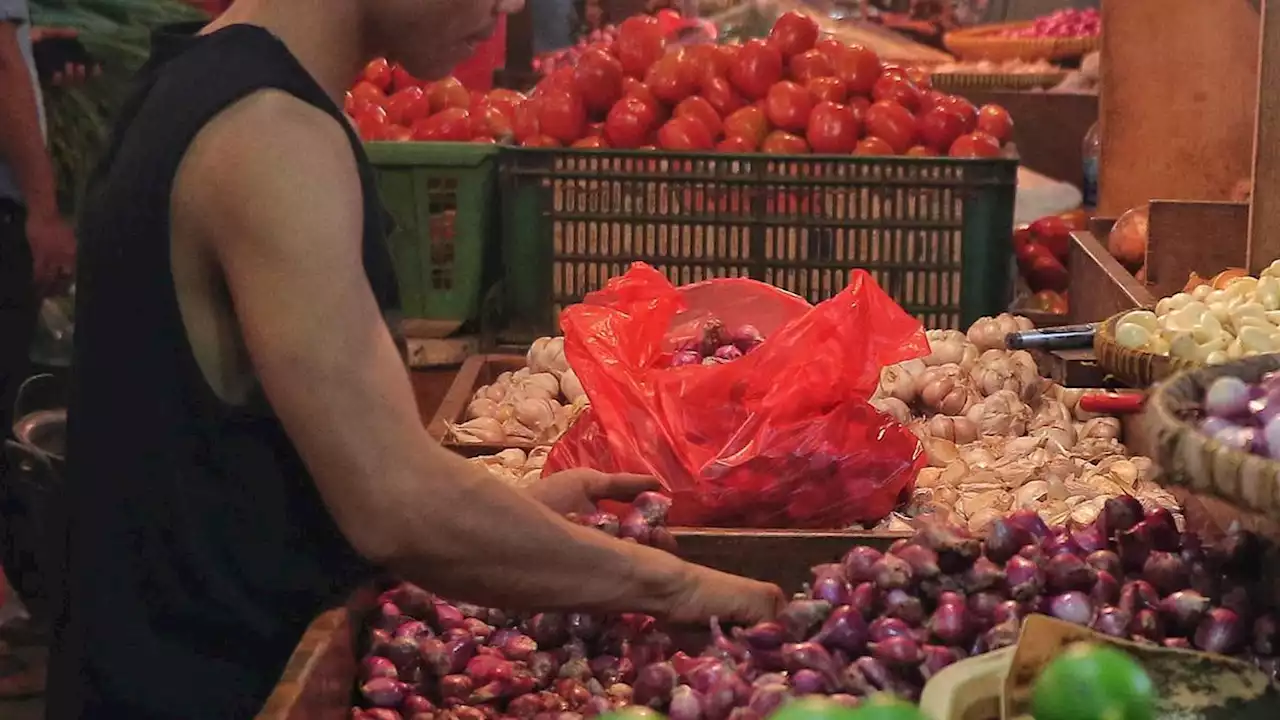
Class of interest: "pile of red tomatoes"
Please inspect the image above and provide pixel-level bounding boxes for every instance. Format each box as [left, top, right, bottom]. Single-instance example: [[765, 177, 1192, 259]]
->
[[345, 11, 1014, 157]]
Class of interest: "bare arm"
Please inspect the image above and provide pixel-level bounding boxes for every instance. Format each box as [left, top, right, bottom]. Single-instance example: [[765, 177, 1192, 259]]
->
[[0, 21, 56, 216], [173, 92, 777, 620]]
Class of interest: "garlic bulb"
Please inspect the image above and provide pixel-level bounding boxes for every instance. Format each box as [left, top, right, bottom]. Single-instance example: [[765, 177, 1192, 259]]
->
[[919, 372, 979, 416], [924, 415, 979, 444], [965, 313, 1029, 351], [560, 368, 586, 403], [923, 330, 969, 366], [521, 372, 561, 399], [871, 397, 912, 424], [467, 398, 500, 420], [514, 397, 561, 433], [966, 390, 1029, 436], [528, 336, 569, 375], [447, 417, 506, 444]]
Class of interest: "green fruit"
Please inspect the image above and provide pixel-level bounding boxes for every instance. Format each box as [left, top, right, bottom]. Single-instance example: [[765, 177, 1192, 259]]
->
[[597, 710, 665, 720], [769, 698, 864, 720], [846, 694, 929, 720], [1032, 643, 1156, 720]]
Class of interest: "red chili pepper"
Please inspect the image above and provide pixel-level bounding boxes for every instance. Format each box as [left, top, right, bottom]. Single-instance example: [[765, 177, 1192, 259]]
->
[[1079, 391, 1145, 414]]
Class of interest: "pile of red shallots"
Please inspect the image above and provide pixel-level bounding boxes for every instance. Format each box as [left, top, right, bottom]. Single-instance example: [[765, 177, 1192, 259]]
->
[[354, 497, 1279, 719], [668, 319, 765, 368]]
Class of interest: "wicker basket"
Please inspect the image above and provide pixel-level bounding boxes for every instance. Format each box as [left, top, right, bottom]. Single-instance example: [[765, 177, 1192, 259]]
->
[[927, 71, 1067, 93], [1093, 313, 1201, 388], [1146, 355, 1280, 518], [943, 23, 1100, 62]]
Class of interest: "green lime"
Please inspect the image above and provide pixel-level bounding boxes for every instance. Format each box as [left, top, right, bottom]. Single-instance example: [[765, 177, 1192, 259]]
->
[[1032, 643, 1156, 720], [769, 698, 864, 720], [846, 694, 929, 720], [597, 710, 665, 720]]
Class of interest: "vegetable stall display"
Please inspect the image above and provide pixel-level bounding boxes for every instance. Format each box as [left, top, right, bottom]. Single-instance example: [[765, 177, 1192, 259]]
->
[[343, 11, 1016, 158], [350, 503, 1279, 718]]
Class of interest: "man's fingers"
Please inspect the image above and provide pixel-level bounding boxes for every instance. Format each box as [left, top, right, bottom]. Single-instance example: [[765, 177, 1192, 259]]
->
[[589, 472, 664, 501]]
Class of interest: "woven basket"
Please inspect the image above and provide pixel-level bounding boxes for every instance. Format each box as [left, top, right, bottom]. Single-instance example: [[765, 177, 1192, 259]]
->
[[1146, 355, 1280, 517], [1093, 313, 1202, 388], [943, 23, 1100, 62], [928, 71, 1067, 93]]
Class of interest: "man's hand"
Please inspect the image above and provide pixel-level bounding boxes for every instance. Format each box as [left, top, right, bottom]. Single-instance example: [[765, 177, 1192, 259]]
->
[[524, 469, 662, 516], [30, 27, 98, 87], [663, 565, 788, 626], [25, 210, 75, 295]]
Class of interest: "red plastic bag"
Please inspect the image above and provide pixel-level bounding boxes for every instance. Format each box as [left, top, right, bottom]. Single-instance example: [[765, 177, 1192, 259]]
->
[[543, 263, 930, 528]]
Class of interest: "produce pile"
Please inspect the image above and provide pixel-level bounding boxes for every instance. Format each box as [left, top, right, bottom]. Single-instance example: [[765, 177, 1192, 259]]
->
[[1113, 262, 1280, 364], [351, 504, 1278, 719], [1000, 9, 1101, 39], [668, 320, 766, 367], [871, 314, 1181, 534], [535, 25, 622, 77], [925, 59, 1061, 76], [344, 11, 1016, 157], [467, 447, 551, 489], [1012, 213, 1078, 312], [1192, 373, 1280, 458], [446, 338, 589, 446]]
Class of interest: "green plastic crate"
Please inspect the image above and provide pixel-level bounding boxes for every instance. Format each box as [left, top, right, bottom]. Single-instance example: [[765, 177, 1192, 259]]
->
[[499, 148, 1017, 338], [366, 142, 499, 333]]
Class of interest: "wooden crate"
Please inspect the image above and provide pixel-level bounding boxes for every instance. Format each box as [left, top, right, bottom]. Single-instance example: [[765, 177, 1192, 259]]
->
[[427, 353, 540, 457], [256, 530, 905, 720]]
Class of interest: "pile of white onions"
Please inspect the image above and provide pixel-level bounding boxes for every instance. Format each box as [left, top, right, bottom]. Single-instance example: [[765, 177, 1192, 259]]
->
[[868, 315, 1181, 535], [446, 337, 590, 445], [1115, 262, 1280, 364]]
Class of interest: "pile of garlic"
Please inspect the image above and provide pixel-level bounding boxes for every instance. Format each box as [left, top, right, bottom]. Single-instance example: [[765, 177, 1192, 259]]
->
[[467, 447, 550, 488], [870, 317, 1181, 535], [1114, 261, 1280, 364], [445, 337, 590, 445]]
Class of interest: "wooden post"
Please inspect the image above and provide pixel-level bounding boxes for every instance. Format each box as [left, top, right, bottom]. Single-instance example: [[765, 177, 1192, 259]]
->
[[1247, 0, 1280, 270]]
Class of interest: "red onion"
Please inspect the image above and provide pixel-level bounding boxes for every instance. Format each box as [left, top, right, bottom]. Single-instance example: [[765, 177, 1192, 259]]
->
[[849, 582, 879, 619], [747, 684, 790, 716], [967, 591, 1006, 624], [1144, 508, 1181, 551], [739, 621, 786, 651], [567, 613, 602, 642], [1070, 523, 1108, 554], [841, 546, 883, 584], [1217, 529, 1264, 576], [1043, 532, 1081, 558], [985, 516, 1035, 563], [871, 553, 914, 590], [466, 654, 515, 683], [651, 527, 679, 553], [402, 694, 434, 714], [496, 633, 539, 661], [632, 662, 678, 709], [361, 677, 409, 707], [1130, 608, 1164, 642], [868, 616, 914, 643], [1159, 590, 1210, 631], [1006, 509, 1052, 541], [559, 657, 592, 683], [363, 710, 404, 720], [884, 589, 925, 625], [920, 645, 962, 679], [1085, 550, 1123, 578], [434, 601, 468, 631], [1045, 553, 1096, 593], [361, 655, 399, 682], [1049, 591, 1094, 625], [811, 605, 868, 654], [1090, 570, 1121, 606], [1117, 522, 1154, 571], [916, 520, 982, 573], [992, 600, 1027, 625], [853, 656, 893, 691], [1005, 555, 1044, 601], [961, 556, 1006, 593], [892, 543, 941, 579], [1253, 614, 1278, 655], [1097, 495, 1144, 539], [1195, 608, 1245, 654], [528, 652, 560, 688], [1118, 580, 1160, 616], [778, 599, 832, 641], [1142, 552, 1190, 595], [789, 669, 831, 695], [1090, 606, 1130, 638], [394, 620, 432, 640], [381, 637, 418, 673], [1163, 637, 1192, 650], [668, 685, 703, 720], [524, 614, 569, 647], [620, 512, 653, 544], [463, 618, 492, 639], [809, 573, 852, 606], [983, 618, 1021, 651], [703, 675, 749, 720], [633, 491, 672, 526], [581, 696, 612, 718], [440, 674, 474, 701], [727, 709, 761, 720], [937, 591, 966, 607], [928, 601, 973, 645], [868, 635, 924, 666], [1220, 586, 1254, 622], [781, 642, 840, 679]]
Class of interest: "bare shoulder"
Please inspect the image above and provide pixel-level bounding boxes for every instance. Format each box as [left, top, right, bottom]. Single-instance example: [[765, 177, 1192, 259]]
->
[[173, 89, 363, 257]]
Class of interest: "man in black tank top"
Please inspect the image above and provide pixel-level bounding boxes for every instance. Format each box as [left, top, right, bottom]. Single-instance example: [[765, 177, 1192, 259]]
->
[[51, 1, 785, 717]]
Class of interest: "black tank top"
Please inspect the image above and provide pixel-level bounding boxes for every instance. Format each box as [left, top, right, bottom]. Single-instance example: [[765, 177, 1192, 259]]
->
[[50, 23, 399, 718]]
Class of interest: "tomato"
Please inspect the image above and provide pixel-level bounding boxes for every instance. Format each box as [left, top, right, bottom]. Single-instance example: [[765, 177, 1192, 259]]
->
[[761, 130, 809, 154], [1029, 215, 1073, 261], [471, 105, 513, 141], [828, 44, 881, 96], [805, 101, 859, 154], [764, 81, 813, 133], [538, 89, 588, 144], [512, 99, 542, 143], [855, 136, 895, 155], [616, 16, 666, 77], [789, 49, 833, 82], [645, 51, 698, 105], [427, 78, 470, 113], [976, 104, 1014, 144], [769, 11, 820, 57], [879, 63, 909, 80], [351, 80, 387, 108], [949, 131, 1002, 158], [702, 76, 746, 117], [391, 64, 419, 92], [410, 108, 471, 142], [717, 135, 757, 152], [537, 67, 577, 96], [722, 105, 768, 146], [908, 67, 932, 89], [674, 96, 722, 137], [573, 49, 625, 116], [686, 43, 732, 82], [354, 107, 389, 141], [729, 39, 784, 100], [658, 115, 714, 151], [586, 122, 605, 137], [484, 89, 526, 120], [343, 92, 368, 118], [864, 101, 917, 154], [917, 106, 966, 153], [806, 77, 848, 104], [571, 136, 610, 148], [384, 87, 431, 126], [905, 145, 935, 157], [384, 125, 413, 142], [521, 134, 561, 148], [871, 73, 922, 112], [846, 95, 871, 117], [1027, 289, 1069, 314], [933, 95, 978, 132], [604, 95, 659, 149], [362, 58, 394, 92]]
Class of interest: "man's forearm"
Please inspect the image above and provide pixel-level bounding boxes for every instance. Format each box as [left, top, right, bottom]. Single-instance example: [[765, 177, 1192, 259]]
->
[[383, 445, 691, 615], [0, 27, 57, 215]]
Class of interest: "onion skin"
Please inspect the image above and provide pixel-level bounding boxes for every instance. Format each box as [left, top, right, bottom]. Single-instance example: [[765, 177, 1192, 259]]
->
[[868, 616, 915, 643], [1045, 553, 1097, 593], [883, 589, 926, 625], [985, 517, 1034, 564], [916, 521, 982, 574], [747, 684, 790, 716], [928, 601, 974, 646], [1085, 550, 1123, 579], [1090, 570, 1121, 606], [739, 622, 786, 651], [868, 636, 924, 667], [1118, 580, 1161, 617], [1049, 591, 1094, 625], [361, 677, 409, 708], [961, 556, 1006, 593], [1006, 509, 1052, 541], [842, 546, 884, 584], [1005, 555, 1045, 601], [1144, 509, 1182, 552], [777, 599, 832, 641], [1130, 608, 1164, 642], [871, 554, 914, 591], [1091, 606, 1131, 638], [811, 605, 869, 654], [1159, 590, 1211, 631], [1195, 608, 1245, 655], [632, 662, 678, 709], [1097, 495, 1144, 539], [849, 582, 879, 619], [892, 543, 941, 579]]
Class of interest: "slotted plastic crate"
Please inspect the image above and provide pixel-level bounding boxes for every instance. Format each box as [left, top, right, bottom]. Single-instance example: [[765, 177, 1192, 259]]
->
[[499, 148, 1017, 338], [367, 142, 499, 336]]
